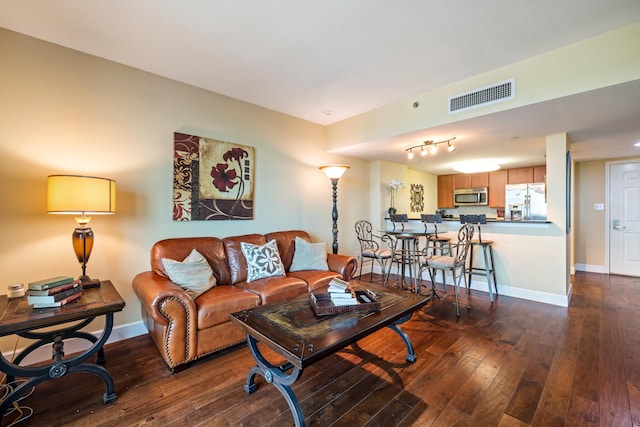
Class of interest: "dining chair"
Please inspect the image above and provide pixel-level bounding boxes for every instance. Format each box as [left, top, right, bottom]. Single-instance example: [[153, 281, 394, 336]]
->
[[354, 220, 395, 286], [418, 223, 474, 316]]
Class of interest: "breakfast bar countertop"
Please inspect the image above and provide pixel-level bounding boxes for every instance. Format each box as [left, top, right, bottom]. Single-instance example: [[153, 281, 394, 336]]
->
[[386, 217, 552, 224]]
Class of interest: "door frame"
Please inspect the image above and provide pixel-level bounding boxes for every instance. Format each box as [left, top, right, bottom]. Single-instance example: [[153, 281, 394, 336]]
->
[[604, 159, 640, 274]]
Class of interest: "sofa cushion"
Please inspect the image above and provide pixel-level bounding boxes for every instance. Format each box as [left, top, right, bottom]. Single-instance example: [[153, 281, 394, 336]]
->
[[223, 234, 267, 284], [235, 275, 308, 305], [151, 237, 232, 286], [289, 236, 329, 272], [287, 270, 342, 293], [195, 285, 260, 329], [161, 249, 216, 298], [241, 239, 286, 282], [265, 230, 311, 271]]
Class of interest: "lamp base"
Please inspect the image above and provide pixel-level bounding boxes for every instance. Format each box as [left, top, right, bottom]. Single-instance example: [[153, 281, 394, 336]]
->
[[79, 276, 101, 288]]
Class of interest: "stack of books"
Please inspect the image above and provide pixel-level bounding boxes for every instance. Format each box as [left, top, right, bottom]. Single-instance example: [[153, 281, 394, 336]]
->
[[327, 278, 358, 307], [27, 276, 83, 308]]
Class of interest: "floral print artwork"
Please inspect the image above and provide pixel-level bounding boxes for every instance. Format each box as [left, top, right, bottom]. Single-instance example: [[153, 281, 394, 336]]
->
[[173, 132, 255, 220]]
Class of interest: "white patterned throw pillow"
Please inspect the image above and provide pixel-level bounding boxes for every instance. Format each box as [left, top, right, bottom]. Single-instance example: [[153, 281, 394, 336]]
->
[[241, 239, 286, 282], [161, 249, 216, 298], [289, 236, 329, 271]]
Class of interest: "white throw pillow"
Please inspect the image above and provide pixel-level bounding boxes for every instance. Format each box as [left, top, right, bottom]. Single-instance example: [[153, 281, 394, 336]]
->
[[241, 239, 286, 282], [161, 249, 216, 298], [289, 237, 329, 272]]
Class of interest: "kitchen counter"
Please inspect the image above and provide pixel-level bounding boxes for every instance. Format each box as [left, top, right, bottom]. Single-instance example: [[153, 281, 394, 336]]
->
[[386, 217, 551, 224], [380, 215, 567, 308]]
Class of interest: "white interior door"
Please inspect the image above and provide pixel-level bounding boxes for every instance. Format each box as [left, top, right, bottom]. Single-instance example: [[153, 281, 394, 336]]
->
[[609, 161, 640, 276]]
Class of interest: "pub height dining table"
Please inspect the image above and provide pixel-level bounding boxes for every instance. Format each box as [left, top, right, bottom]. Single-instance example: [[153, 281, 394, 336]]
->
[[381, 228, 445, 293]]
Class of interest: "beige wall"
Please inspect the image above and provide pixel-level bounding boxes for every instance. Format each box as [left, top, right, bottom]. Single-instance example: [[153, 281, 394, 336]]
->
[[574, 160, 607, 268], [407, 169, 438, 215], [0, 29, 369, 353], [573, 156, 640, 271]]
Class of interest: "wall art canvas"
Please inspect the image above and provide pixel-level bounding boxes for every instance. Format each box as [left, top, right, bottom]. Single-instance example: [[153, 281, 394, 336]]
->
[[410, 184, 424, 212], [173, 132, 255, 220]]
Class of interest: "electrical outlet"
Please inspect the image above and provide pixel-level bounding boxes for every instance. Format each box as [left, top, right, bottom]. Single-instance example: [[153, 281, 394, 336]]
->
[[594, 203, 604, 211]]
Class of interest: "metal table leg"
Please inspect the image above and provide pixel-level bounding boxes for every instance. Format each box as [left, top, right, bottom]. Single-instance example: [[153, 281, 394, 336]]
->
[[0, 313, 117, 418], [386, 313, 418, 363], [243, 334, 305, 427]]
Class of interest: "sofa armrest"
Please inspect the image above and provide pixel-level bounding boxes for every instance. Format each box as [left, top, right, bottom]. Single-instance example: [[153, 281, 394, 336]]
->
[[327, 253, 357, 281], [132, 271, 199, 366]]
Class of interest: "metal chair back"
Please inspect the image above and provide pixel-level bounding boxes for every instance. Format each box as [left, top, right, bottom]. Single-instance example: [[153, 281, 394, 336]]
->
[[390, 213, 408, 231]]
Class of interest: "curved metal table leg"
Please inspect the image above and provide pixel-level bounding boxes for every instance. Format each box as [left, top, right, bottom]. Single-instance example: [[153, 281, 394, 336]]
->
[[0, 313, 117, 419], [386, 313, 417, 362], [244, 334, 305, 426]]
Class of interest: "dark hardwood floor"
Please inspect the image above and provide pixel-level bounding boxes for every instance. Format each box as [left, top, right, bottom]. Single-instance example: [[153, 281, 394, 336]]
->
[[5, 272, 640, 426]]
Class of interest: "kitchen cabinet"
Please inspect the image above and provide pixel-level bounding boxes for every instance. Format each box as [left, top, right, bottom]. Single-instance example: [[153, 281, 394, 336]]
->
[[471, 172, 489, 188], [437, 174, 454, 208], [488, 169, 508, 208], [508, 167, 534, 184], [453, 172, 488, 189], [508, 166, 546, 184], [533, 165, 546, 183], [439, 166, 543, 209], [453, 174, 470, 189]]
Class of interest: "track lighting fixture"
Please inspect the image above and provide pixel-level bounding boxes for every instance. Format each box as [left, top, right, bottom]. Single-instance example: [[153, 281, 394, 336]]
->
[[405, 137, 456, 160]]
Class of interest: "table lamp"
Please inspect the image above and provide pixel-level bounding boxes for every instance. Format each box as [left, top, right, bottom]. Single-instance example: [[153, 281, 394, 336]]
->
[[47, 175, 116, 288]]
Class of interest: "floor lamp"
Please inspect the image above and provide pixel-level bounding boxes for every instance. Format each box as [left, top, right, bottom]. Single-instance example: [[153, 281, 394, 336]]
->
[[47, 175, 116, 288], [319, 164, 350, 254]]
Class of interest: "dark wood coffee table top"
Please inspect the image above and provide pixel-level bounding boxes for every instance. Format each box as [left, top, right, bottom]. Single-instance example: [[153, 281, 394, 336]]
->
[[229, 282, 429, 369]]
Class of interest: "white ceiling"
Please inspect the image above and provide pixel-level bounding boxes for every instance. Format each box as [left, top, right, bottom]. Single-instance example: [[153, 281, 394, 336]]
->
[[1, 0, 640, 174]]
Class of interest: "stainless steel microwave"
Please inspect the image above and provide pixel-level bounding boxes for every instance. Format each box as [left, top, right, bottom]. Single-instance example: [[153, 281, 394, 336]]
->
[[454, 187, 488, 206]]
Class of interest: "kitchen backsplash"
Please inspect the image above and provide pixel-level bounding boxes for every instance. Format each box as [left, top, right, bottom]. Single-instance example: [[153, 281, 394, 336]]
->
[[440, 206, 499, 219]]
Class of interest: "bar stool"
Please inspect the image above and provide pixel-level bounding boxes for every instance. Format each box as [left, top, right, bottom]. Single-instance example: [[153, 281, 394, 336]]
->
[[389, 214, 418, 290], [460, 214, 498, 302], [420, 213, 451, 256], [390, 213, 408, 231]]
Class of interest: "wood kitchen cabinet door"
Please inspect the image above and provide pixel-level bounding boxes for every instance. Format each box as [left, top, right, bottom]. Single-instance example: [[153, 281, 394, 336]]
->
[[508, 167, 534, 184], [471, 172, 489, 188], [488, 169, 508, 207], [454, 172, 488, 188], [453, 174, 471, 189], [533, 165, 546, 182], [437, 175, 454, 208]]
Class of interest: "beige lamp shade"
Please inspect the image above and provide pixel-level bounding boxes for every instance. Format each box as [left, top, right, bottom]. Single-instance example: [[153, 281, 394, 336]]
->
[[319, 164, 350, 179], [47, 175, 116, 215]]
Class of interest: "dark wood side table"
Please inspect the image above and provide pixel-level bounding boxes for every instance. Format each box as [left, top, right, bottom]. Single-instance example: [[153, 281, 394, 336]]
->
[[0, 280, 125, 419]]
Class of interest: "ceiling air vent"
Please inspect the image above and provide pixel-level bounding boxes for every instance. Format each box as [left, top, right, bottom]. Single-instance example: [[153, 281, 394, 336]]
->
[[448, 78, 515, 114]]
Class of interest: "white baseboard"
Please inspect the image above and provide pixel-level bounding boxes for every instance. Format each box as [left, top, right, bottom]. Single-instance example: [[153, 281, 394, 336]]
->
[[366, 265, 571, 307], [574, 263, 606, 274], [3, 321, 148, 365]]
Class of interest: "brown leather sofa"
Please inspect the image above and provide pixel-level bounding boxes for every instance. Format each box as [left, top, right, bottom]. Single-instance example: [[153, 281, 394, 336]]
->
[[132, 230, 357, 370]]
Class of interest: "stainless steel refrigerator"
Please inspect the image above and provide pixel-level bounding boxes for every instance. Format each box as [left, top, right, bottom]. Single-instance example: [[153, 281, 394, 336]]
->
[[505, 182, 547, 221]]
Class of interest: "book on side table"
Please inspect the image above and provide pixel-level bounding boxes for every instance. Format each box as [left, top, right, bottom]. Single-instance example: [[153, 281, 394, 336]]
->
[[27, 276, 75, 291], [30, 291, 82, 308], [26, 276, 83, 308]]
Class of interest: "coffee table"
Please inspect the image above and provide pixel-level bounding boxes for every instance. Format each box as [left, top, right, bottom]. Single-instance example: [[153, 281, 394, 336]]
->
[[0, 280, 125, 419], [229, 282, 429, 427]]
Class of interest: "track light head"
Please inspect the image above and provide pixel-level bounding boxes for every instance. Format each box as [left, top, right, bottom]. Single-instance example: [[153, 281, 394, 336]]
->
[[407, 149, 414, 160]]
